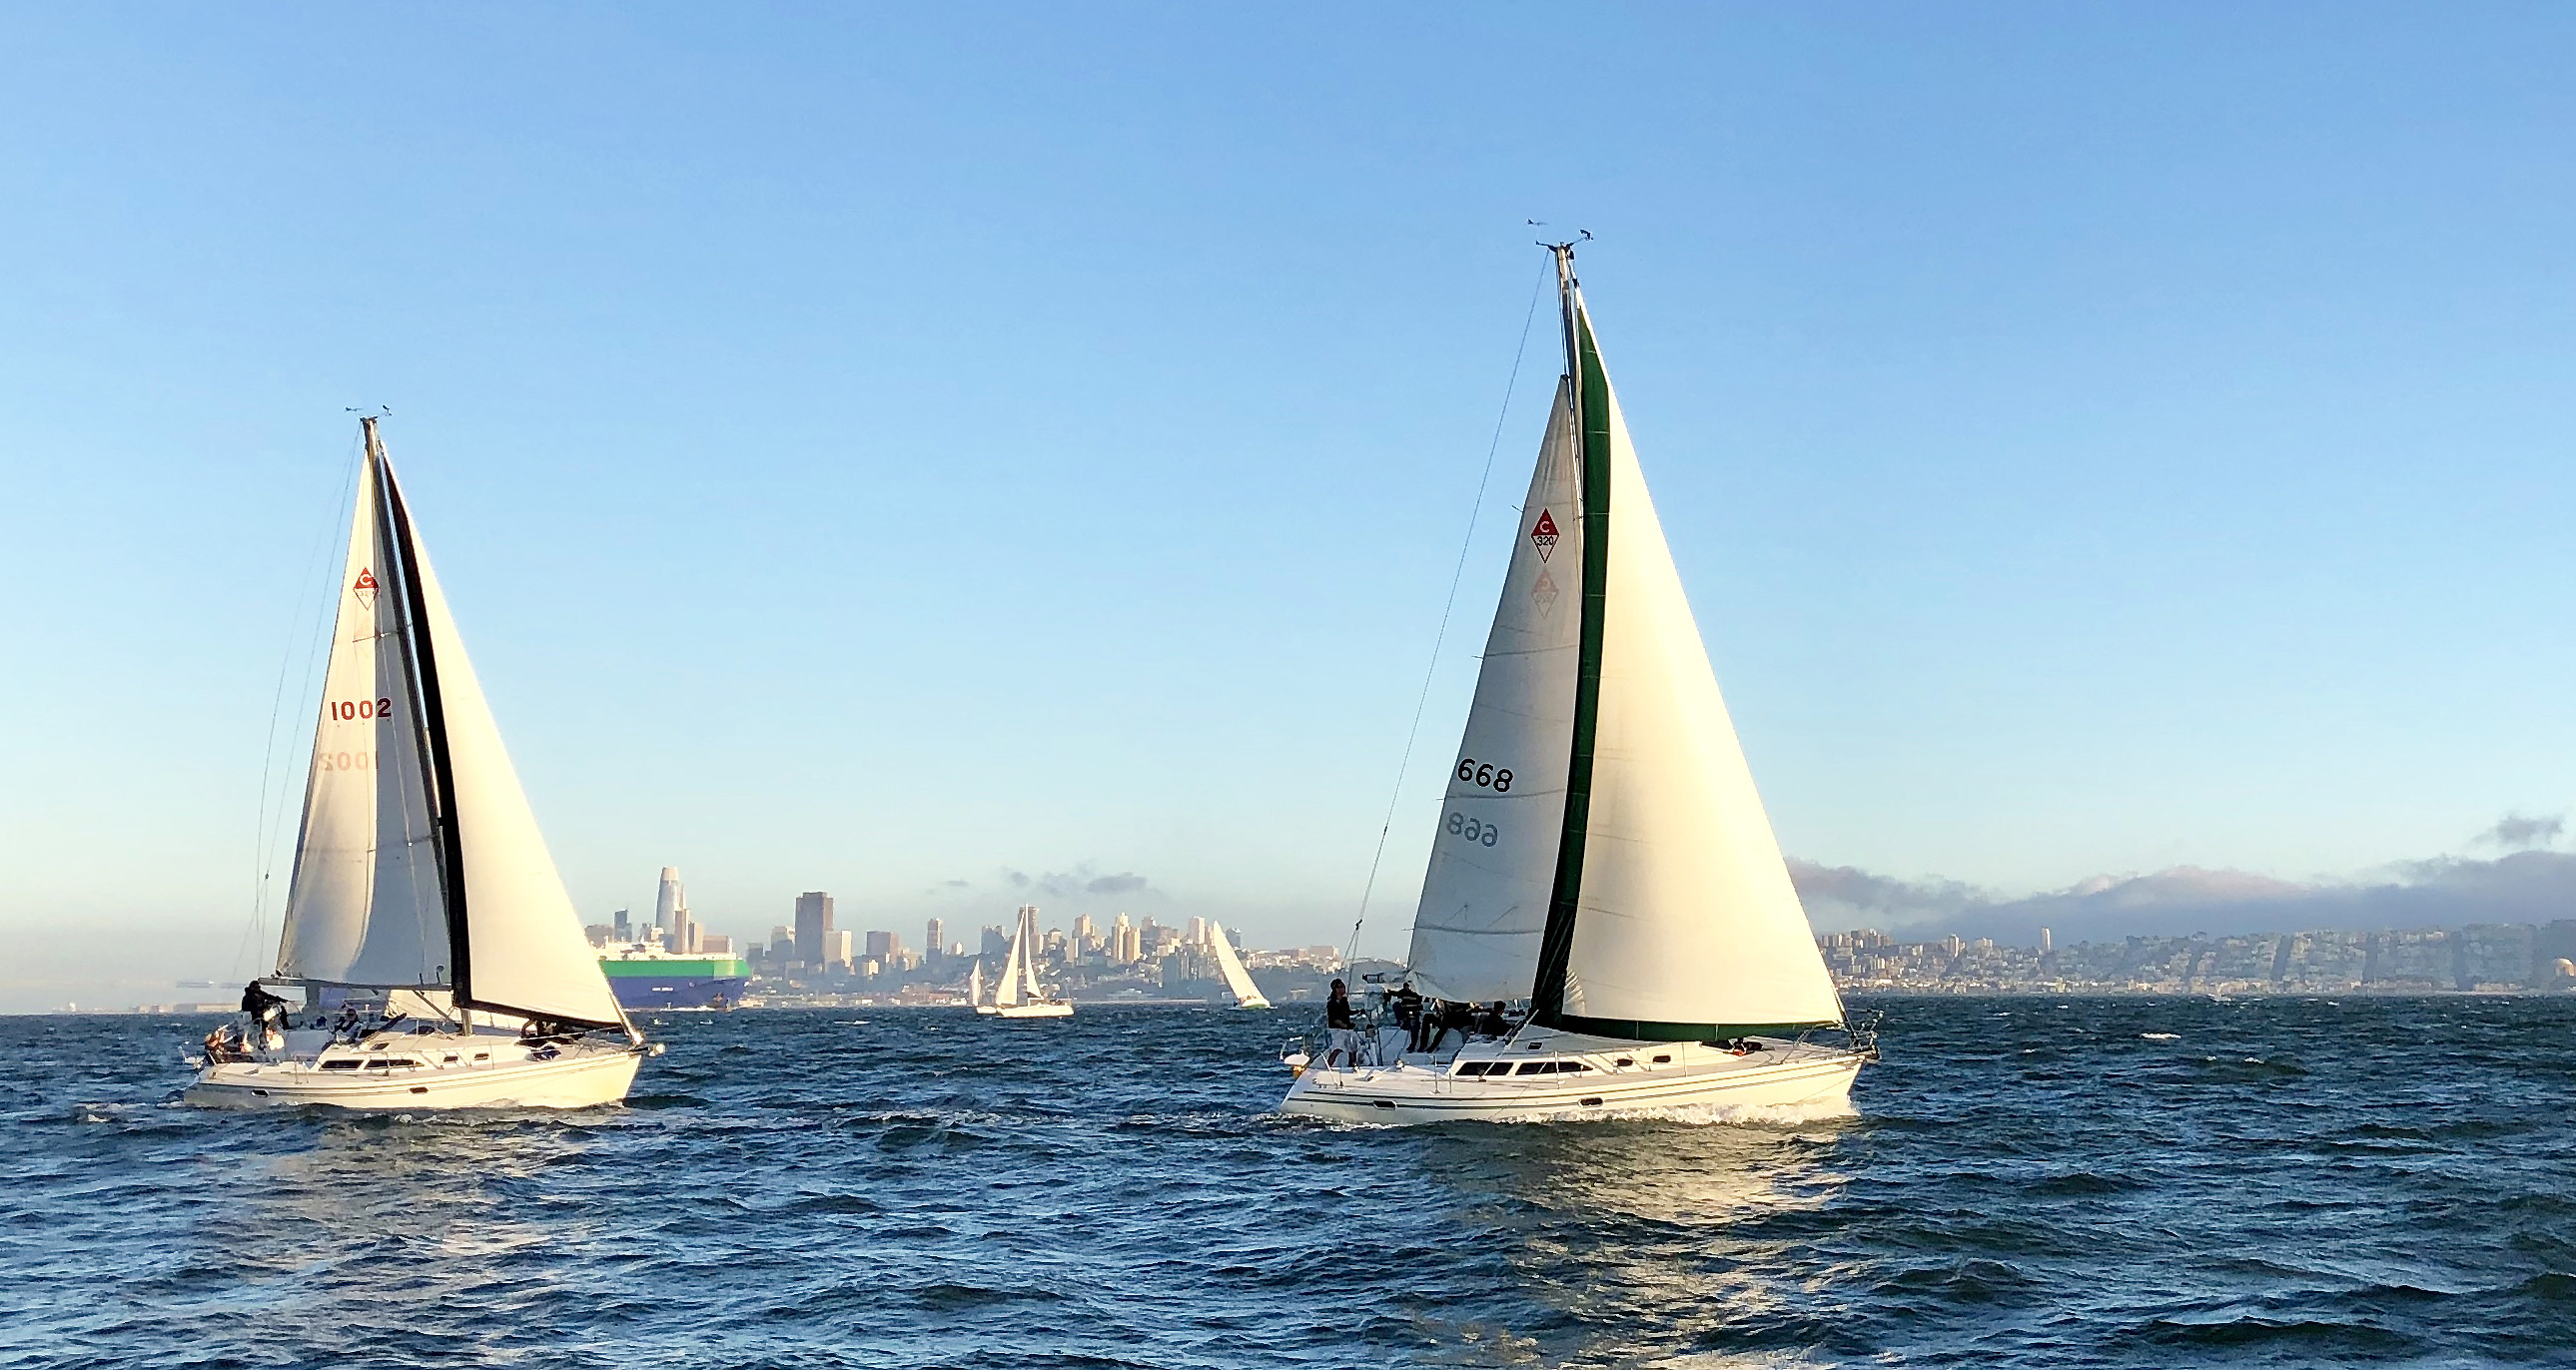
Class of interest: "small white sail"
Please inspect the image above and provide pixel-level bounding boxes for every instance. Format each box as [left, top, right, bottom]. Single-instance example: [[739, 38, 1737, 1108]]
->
[[1404, 381, 1585, 1006], [276, 455, 444, 987], [399, 469, 628, 1030], [1017, 907, 1047, 1001], [1206, 923, 1270, 1009], [995, 916, 1029, 1009], [968, 959, 986, 1008]]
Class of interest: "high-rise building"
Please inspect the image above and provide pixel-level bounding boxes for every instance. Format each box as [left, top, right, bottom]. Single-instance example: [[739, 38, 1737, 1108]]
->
[[822, 929, 854, 969], [795, 892, 835, 965], [865, 931, 902, 963], [611, 908, 632, 940], [2041, 927, 2054, 954], [981, 925, 1010, 960], [1188, 916, 1208, 948], [1071, 914, 1095, 945], [925, 919, 944, 964], [769, 925, 795, 960], [1112, 912, 1142, 965], [655, 867, 685, 940]]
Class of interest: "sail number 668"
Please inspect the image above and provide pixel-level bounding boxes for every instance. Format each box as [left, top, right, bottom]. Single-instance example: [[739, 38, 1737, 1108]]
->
[[1455, 757, 1513, 792], [1446, 812, 1499, 847]]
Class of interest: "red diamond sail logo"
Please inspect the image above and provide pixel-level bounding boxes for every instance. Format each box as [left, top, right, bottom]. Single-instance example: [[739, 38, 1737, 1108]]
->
[[353, 567, 379, 610], [1529, 509, 1560, 562]]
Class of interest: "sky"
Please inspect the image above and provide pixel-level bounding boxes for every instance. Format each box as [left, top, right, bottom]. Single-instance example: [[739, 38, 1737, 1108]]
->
[[7, 4, 2576, 1010]]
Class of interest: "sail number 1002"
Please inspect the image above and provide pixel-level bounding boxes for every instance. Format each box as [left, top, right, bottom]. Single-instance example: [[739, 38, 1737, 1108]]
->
[[330, 698, 395, 722]]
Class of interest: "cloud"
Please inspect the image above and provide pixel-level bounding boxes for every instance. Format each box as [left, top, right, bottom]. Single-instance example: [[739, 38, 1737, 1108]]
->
[[2480, 812, 2564, 851], [974, 865, 1155, 902], [1799, 848, 2576, 948], [1788, 860, 1987, 929]]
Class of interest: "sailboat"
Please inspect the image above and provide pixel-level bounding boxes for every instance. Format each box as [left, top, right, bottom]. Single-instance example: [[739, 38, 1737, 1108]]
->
[[186, 417, 655, 1109], [1281, 246, 1873, 1123], [1207, 923, 1271, 1009], [974, 905, 1073, 1019]]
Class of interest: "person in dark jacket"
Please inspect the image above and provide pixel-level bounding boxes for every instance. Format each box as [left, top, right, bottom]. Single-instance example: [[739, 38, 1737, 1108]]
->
[[240, 982, 287, 1030], [1321, 979, 1358, 1067]]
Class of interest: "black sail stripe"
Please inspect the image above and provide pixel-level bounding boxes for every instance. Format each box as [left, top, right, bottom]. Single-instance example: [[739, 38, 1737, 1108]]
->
[[1530, 298, 1613, 1028], [377, 445, 472, 1008]]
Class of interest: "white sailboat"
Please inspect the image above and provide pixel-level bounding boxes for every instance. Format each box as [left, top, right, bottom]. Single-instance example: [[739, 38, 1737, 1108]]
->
[[187, 417, 654, 1109], [975, 904, 1073, 1019], [1207, 923, 1271, 1009], [1281, 246, 1873, 1123]]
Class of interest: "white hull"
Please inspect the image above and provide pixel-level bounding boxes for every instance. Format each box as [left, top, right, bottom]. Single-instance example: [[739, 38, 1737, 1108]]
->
[[977, 1001, 1074, 1019], [1281, 1030, 1864, 1125], [185, 1038, 644, 1110]]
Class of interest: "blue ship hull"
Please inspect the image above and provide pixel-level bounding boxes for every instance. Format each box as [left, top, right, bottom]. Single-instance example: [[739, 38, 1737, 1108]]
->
[[607, 976, 747, 1011]]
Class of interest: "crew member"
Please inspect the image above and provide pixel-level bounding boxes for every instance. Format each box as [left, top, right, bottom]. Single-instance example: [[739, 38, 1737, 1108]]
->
[[1321, 979, 1357, 1067]]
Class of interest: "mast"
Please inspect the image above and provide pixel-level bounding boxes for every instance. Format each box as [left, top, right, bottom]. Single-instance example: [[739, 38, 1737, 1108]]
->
[[372, 418, 472, 1006], [1528, 244, 1612, 1028]]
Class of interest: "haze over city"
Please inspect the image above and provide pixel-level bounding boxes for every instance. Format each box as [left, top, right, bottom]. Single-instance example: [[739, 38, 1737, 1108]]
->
[[10, 5, 2576, 1012]]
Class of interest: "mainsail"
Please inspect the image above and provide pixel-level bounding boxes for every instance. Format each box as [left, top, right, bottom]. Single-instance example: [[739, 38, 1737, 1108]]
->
[[276, 454, 445, 987], [1206, 922, 1271, 1009], [1405, 249, 1844, 1039], [273, 418, 627, 1032]]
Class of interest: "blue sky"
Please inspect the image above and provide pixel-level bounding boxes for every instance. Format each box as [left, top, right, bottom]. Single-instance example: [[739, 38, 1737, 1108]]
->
[[6, 5, 2576, 1007]]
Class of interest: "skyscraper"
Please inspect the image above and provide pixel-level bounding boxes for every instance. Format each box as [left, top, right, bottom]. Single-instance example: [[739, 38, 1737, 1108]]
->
[[925, 918, 944, 964], [794, 892, 834, 965], [865, 930, 901, 963], [655, 867, 685, 941]]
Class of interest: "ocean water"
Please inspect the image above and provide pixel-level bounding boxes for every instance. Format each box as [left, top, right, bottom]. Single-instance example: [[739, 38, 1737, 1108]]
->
[[5, 996, 2574, 1369]]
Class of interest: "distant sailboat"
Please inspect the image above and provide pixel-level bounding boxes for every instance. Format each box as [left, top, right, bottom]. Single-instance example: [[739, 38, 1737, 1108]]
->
[[1207, 923, 1271, 1009], [967, 958, 986, 1008], [187, 417, 654, 1109], [1281, 246, 1873, 1122], [976, 905, 1073, 1019]]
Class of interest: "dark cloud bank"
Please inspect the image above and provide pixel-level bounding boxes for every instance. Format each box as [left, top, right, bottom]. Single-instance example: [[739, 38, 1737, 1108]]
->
[[1794, 818, 2576, 948]]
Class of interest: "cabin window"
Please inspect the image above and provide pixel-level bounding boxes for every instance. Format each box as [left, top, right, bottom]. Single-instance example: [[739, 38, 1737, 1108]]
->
[[320, 1060, 361, 1070], [1453, 1061, 1493, 1076], [1562, 1061, 1592, 1072], [1652, 1054, 1672, 1064], [473, 1052, 490, 1061], [441, 1055, 458, 1063], [1515, 1061, 1549, 1075], [1614, 1058, 1634, 1067]]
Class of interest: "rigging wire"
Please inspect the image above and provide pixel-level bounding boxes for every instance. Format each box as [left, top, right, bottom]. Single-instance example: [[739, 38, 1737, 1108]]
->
[[1341, 261, 1551, 972], [233, 431, 365, 983]]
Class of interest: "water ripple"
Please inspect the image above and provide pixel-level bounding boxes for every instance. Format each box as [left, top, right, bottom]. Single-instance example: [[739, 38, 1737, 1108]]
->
[[4, 998, 2575, 1367]]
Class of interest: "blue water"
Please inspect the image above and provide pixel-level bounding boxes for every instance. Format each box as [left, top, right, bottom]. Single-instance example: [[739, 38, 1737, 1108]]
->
[[5, 997, 2574, 1368]]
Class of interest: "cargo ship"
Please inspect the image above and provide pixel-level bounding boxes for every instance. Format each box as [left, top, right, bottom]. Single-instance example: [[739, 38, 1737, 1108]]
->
[[597, 942, 749, 1011]]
